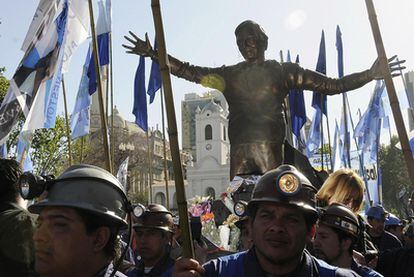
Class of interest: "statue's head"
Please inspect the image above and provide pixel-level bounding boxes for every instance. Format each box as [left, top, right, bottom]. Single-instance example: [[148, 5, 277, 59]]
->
[[235, 20, 268, 62]]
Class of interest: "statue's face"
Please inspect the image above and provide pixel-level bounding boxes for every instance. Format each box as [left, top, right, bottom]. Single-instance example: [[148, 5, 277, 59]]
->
[[236, 27, 265, 63]]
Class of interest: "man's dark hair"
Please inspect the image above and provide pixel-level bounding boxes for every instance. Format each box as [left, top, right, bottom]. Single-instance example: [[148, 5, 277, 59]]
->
[[0, 159, 23, 203], [76, 209, 121, 260], [235, 20, 268, 50]]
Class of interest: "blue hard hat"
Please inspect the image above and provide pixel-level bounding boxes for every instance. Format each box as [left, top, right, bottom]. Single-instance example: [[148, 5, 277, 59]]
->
[[385, 213, 403, 226], [366, 205, 388, 220]]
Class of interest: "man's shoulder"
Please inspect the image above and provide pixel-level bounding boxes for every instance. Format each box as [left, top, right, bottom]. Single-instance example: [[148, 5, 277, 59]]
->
[[382, 231, 402, 246], [0, 203, 36, 232], [310, 255, 359, 277], [204, 250, 247, 266], [352, 259, 383, 277], [383, 230, 400, 241], [358, 266, 383, 277], [202, 251, 247, 276]]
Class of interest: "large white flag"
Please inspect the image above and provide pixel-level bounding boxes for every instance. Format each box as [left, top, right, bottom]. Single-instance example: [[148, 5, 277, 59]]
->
[[62, 0, 90, 72]]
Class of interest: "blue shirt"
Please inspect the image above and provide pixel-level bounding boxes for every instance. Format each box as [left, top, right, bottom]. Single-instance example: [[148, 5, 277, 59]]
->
[[203, 248, 360, 277]]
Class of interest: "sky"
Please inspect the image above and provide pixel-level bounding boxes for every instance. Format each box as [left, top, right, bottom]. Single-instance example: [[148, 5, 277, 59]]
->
[[1, 0, 414, 147]]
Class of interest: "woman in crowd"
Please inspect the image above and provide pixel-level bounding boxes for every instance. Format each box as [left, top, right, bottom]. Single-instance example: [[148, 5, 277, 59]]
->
[[316, 169, 365, 213], [316, 168, 377, 266]]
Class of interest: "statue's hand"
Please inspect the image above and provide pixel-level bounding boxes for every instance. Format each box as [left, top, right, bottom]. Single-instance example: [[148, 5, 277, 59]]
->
[[122, 31, 154, 58], [370, 55, 406, 80]]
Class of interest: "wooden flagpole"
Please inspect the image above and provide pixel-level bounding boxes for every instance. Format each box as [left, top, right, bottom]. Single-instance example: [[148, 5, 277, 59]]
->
[[61, 75, 72, 166], [160, 87, 170, 209], [109, 32, 115, 171], [365, 0, 414, 188], [146, 131, 153, 203], [342, 94, 352, 168], [325, 113, 333, 171], [151, 0, 194, 258]]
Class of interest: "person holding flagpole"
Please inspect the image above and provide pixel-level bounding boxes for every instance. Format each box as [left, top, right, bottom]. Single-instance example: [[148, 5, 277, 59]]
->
[[123, 20, 404, 181]]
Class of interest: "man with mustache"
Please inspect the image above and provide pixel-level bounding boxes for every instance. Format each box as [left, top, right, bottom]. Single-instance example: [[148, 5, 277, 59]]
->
[[366, 205, 402, 253], [313, 203, 382, 277], [28, 164, 128, 277], [172, 165, 359, 276], [127, 204, 175, 277]]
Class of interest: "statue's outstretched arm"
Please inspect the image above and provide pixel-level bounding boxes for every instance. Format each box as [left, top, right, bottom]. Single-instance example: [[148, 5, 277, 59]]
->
[[123, 31, 226, 91], [283, 55, 405, 95]]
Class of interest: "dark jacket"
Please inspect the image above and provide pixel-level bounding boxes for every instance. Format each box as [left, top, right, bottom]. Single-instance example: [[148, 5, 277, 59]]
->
[[0, 202, 37, 277], [127, 254, 174, 277], [376, 247, 414, 277], [368, 230, 402, 253], [351, 259, 382, 277]]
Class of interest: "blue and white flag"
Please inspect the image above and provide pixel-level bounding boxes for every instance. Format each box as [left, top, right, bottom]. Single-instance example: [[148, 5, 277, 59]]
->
[[307, 108, 323, 156], [332, 120, 341, 171], [21, 0, 69, 133], [311, 30, 327, 115], [354, 80, 386, 164], [71, 47, 92, 139], [336, 25, 344, 78], [117, 156, 129, 192], [16, 137, 33, 172], [410, 130, 414, 156], [0, 1, 66, 144], [0, 0, 89, 144], [0, 144, 7, 158], [336, 25, 352, 168], [88, 0, 111, 95], [22, 0, 89, 71], [133, 56, 148, 131], [307, 31, 326, 156], [338, 95, 353, 168], [288, 54, 307, 150], [147, 39, 162, 104]]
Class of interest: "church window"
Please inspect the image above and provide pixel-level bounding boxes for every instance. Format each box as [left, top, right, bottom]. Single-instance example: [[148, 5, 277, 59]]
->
[[205, 124, 212, 140]]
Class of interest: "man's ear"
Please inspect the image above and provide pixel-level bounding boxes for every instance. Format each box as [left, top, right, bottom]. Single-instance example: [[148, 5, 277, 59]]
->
[[341, 238, 353, 253], [92, 226, 111, 253]]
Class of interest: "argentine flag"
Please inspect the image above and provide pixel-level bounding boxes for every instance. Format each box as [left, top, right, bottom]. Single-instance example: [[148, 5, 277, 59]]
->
[[87, 0, 111, 95]]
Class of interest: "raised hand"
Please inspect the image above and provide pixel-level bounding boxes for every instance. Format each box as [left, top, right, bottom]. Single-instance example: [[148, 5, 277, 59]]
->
[[370, 55, 406, 80], [122, 31, 155, 58]]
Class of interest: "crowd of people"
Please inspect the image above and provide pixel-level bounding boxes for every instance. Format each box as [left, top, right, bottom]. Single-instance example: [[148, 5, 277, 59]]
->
[[1, 158, 414, 276]]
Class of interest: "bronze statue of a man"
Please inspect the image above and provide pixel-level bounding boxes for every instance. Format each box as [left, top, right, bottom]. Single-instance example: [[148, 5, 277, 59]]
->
[[123, 20, 403, 179]]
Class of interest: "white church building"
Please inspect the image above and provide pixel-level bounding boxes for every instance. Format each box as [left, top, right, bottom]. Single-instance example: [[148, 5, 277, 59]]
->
[[151, 91, 231, 208]]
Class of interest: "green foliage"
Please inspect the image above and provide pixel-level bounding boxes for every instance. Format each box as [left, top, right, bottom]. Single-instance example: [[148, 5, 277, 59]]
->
[[379, 136, 411, 218], [128, 190, 149, 205], [0, 67, 9, 103], [70, 135, 92, 164], [30, 116, 69, 175]]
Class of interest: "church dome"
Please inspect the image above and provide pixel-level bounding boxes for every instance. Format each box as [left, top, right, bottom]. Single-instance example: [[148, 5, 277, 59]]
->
[[112, 106, 127, 128], [201, 99, 223, 114]]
